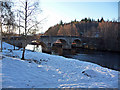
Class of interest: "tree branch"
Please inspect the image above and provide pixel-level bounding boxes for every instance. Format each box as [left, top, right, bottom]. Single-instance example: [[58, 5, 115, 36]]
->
[[18, 10, 25, 15], [19, 13, 25, 20], [19, 0, 25, 7], [27, 18, 45, 32], [27, 7, 35, 17], [27, 21, 41, 32]]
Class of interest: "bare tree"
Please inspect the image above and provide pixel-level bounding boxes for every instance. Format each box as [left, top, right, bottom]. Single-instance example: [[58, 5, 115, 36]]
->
[[16, 0, 42, 60], [0, 0, 15, 52]]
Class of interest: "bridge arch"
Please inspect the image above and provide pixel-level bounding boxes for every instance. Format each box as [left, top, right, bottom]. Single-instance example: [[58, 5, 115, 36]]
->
[[38, 42, 47, 48], [30, 40, 48, 52], [51, 39, 69, 55], [31, 40, 46, 48], [71, 39, 82, 47], [52, 39, 69, 48]]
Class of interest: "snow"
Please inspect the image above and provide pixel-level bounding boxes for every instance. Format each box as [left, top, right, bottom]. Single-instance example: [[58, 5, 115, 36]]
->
[[0, 52, 2, 90], [0, 41, 119, 88]]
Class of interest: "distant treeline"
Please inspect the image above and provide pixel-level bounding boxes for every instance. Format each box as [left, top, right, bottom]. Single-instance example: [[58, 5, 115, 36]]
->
[[44, 18, 120, 52]]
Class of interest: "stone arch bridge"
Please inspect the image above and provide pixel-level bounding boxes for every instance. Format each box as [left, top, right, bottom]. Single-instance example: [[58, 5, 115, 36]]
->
[[3, 35, 103, 54]]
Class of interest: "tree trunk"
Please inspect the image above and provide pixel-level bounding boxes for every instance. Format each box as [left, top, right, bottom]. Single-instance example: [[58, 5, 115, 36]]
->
[[21, 1, 27, 60], [0, 23, 2, 52], [14, 45, 15, 50], [21, 47, 25, 60]]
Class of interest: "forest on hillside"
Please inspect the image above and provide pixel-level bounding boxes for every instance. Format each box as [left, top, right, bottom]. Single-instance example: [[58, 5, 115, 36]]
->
[[44, 18, 120, 52]]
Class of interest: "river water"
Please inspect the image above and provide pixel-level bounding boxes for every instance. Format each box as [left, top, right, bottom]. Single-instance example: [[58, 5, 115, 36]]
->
[[26, 44, 120, 71], [67, 49, 120, 71]]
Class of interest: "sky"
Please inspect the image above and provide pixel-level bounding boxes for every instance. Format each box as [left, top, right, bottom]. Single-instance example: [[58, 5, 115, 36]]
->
[[38, 0, 119, 33]]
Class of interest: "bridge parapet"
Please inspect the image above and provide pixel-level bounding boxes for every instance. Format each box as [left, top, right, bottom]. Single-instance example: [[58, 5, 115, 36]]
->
[[3, 35, 105, 54]]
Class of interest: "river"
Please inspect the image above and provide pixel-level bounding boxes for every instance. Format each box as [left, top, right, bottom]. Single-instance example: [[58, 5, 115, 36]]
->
[[26, 44, 120, 71]]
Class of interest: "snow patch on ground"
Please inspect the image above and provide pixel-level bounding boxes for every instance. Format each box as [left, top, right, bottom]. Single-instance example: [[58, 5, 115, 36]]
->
[[0, 41, 119, 88]]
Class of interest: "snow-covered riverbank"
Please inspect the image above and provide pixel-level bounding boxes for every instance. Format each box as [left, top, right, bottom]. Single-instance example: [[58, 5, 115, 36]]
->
[[0, 41, 118, 88]]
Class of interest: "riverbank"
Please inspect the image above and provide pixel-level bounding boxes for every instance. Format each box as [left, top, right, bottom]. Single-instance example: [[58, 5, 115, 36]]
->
[[25, 44, 120, 71], [1, 41, 119, 88], [63, 48, 120, 71]]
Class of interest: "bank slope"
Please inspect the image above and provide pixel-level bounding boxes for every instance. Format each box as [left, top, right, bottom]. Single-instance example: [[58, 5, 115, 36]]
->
[[1, 41, 118, 88]]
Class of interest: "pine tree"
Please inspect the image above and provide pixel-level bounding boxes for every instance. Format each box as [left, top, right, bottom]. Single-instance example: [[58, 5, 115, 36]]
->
[[60, 20, 63, 25]]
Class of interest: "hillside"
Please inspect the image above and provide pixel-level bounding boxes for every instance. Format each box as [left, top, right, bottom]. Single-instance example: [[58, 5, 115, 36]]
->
[[44, 21, 118, 37], [57, 23, 79, 36], [44, 20, 120, 52], [44, 21, 100, 37], [44, 25, 60, 36]]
